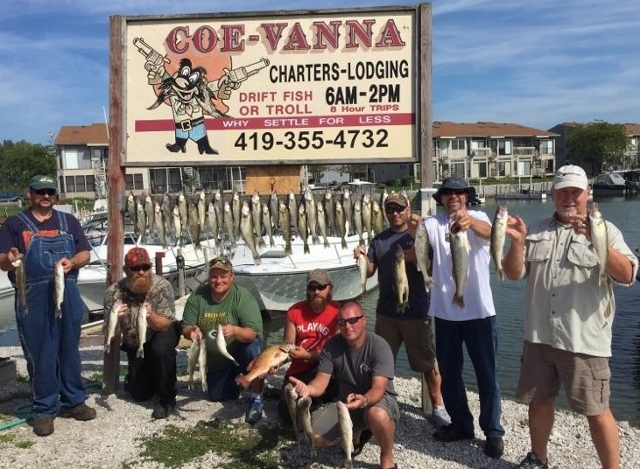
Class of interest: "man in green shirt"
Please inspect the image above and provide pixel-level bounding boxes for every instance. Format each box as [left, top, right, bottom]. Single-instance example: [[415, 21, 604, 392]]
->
[[181, 256, 264, 424]]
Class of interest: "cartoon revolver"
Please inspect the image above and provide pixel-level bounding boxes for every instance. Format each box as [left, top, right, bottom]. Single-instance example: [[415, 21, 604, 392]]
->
[[218, 58, 270, 99], [133, 37, 170, 85]]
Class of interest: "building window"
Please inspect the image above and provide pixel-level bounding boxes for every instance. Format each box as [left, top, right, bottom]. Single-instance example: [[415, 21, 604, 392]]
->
[[451, 139, 465, 151], [75, 176, 86, 192], [65, 176, 75, 192], [125, 173, 144, 191]]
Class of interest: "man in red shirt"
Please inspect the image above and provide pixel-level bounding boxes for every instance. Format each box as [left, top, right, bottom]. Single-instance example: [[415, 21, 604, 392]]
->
[[277, 268, 340, 423]]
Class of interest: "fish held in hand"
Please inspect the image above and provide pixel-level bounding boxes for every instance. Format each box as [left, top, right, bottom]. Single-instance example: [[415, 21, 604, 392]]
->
[[298, 396, 316, 460], [11, 255, 28, 314], [136, 304, 148, 358], [235, 343, 294, 389], [392, 244, 409, 313], [414, 221, 434, 289], [490, 205, 508, 281], [589, 202, 608, 286], [337, 401, 354, 469], [357, 251, 369, 298], [105, 299, 122, 354], [187, 337, 208, 392], [284, 383, 301, 443], [215, 323, 239, 366], [54, 260, 65, 318], [450, 223, 470, 309]]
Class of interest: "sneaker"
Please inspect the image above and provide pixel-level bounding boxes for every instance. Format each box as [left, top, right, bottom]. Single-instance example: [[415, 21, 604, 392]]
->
[[433, 423, 475, 442], [245, 397, 263, 424], [515, 452, 549, 469], [32, 416, 54, 437], [152, 402, 168, 420], [483, 436, 504, 459], [429, 406, 451, 429], [59, 403, 96, 421]]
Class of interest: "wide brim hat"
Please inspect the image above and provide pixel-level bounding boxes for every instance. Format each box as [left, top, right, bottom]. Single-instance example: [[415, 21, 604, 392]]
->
[[433, 176, 476, 205]]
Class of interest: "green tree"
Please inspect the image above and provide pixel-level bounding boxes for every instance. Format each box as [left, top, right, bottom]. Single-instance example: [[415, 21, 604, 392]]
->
[[566, 121, 628, 175], [0, 140, 56, 193]]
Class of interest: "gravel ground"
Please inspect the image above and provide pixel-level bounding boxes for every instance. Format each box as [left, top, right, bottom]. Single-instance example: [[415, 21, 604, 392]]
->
[[1, 343, 639, 469]]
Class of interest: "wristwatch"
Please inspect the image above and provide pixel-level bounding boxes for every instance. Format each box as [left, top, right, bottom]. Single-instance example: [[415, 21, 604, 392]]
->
[[361, 395, 369, 409]]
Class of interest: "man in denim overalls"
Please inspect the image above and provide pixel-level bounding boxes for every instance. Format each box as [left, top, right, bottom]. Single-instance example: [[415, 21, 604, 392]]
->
[[0, 175, 95, 436]]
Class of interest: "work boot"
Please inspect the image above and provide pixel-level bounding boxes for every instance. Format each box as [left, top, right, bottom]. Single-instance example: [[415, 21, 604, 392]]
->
[[166, 137, 188, 153], [32, 416, 54, 436], [59, 403, 97, 421], [196, 136, 218, 155]]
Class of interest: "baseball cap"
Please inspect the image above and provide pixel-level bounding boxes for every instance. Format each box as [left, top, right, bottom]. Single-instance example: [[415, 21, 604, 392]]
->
[[307, 268, 332, 286], [384, 192, 409, 208], [124, 247, 152, 268], [29, 175, 58, 191], [208, 256, 233, 271], [553, 165, 588, 190]]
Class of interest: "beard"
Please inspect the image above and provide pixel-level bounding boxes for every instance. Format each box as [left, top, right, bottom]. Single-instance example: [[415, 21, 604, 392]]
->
[[127, 272, 154, 294], [308, 294, 332, 313]]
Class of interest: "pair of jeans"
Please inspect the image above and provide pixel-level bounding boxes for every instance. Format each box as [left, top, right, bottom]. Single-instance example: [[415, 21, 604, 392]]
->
[[16, 214, 86, 419], [435, 315, 505, 438], [207, 335, 263, 401], [123, 322, 179, 406]]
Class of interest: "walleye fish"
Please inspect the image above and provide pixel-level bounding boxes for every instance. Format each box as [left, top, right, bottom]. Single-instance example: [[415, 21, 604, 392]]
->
[[392, 244, 409, 313], [372, 199, 385, 235], [161, 193, 173, 237], [337, 401, 354, 469], [342, 188, 353, 235], [450, 224, 470, 309], [414, 221, 433, 289], [215, 323, 239, 366], [354, 198, 365, 246], [589, 202, 608, 286], [54, 259, 65, 318], [490, 205, 509, 281], [187, 337, 208, 392], [172, 205, 182, 245], [284, 383, 301, 443], [324, 191, 335, 237], [288, 191, 299, 235], [262, 204, 275, 247], [187, 199, 201, 249], [136, 304, 148, 358], [251, 190, 265, 247], [298, 396, 316, 460], [297, 204, 310, 254], [154, 202, 167, 248], [240, 201, 261, 264], [304, 188, 319, 245], [126, 192, 137, 232], [104, 299, 122, 353], [136, 201, 146, 240], [214, 189, 224, 237], [270, 191, 279, 234], [232, 190, 242, 237], [362, 193, 373, 245], [144, 193, 154, 238], [316, 201, 330, 248], [236, 343, 294, 389], [223, 201, 236, 248], [357, 251, 369, 297], [279, 201, 292, 255], [207, 200, 219, 243], [334, 200, 348, 250], [197, 190, 206, 231], [11, 256, 28, 314], [178, 192, 188, 232]]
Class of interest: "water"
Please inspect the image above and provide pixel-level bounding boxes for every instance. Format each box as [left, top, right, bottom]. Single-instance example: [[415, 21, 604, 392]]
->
[[2, 196, 640, 425]]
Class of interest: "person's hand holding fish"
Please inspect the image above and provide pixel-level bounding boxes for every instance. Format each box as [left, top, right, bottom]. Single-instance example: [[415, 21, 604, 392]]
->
[[59, 257, 75, 274], [289, 346, 311, 361], [345, 392, 368, 411], [289, 376, 310, 398], [188, 326, 203, 343]]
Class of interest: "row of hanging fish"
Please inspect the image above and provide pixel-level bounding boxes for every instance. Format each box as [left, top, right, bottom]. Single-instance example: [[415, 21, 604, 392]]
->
[[122, 187, 395, 261]]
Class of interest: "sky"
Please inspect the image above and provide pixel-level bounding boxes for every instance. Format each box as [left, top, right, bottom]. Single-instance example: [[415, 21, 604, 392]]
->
[[2, 0, 639, 145]]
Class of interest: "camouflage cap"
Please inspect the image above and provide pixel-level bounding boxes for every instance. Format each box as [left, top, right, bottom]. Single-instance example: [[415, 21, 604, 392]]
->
[[208, 256, 233, 271], [384, 192, 409, 208], [124, 247, 152, 268]]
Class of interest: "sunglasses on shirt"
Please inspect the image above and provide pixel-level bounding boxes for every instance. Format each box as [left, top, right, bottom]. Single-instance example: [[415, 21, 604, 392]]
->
[[337, 315, 364, 327]]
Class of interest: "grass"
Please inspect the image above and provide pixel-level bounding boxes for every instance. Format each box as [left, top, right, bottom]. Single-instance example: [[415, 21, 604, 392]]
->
[[0, 430, 34, 450], [127, 420, 302, 469]]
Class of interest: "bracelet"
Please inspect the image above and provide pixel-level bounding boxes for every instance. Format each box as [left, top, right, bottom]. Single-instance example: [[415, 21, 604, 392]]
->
[[361, 395, 369, 409]]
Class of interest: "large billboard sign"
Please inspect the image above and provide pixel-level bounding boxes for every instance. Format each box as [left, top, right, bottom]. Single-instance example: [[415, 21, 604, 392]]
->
[[113, 4, 431, 166]]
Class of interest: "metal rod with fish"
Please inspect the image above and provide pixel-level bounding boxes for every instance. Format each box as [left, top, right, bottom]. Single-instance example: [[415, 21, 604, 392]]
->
[[235, 342, 294, 389], [490, 205, 508, 281], [54, 259, 65, 318], [589, 202, 608, 285], [337, 401, 354, 469]]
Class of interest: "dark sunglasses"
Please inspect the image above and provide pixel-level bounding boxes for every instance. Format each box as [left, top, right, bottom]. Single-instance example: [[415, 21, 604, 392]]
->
[[441, 189, 467, 196], [307, 284, 328, 292], [130, 264, 152, 272], [384, 205, 406, 214], [337, 315, 364, 327], [33, 189, 57, 196]]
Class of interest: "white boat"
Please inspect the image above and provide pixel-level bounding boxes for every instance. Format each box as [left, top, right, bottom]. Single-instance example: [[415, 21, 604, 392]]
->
[[0, 270, 13, 298], [76, 214, 378, 316]]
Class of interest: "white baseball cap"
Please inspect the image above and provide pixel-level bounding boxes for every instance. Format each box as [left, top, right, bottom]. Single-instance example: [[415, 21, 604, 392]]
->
[[553, 165, 588, 190]]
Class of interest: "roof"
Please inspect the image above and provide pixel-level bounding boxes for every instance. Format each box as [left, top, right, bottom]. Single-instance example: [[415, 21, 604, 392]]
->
[[624, 123, 640, 136], [55, 123, 109, 146], [433, 121, 559, 138]]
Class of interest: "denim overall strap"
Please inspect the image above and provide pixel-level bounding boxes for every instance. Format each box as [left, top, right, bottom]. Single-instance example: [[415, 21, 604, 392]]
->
[[15, 210, 87, 418]]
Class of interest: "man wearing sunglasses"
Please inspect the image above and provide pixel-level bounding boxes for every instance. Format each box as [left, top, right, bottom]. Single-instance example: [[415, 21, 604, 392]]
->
[[181, 256, 264, 424], [290, 301, 398, 469], [276, 268, 340, 424], [103, 247, 179, 419], [410, 175, 505, 459], [0, 175, 94, 436], [354, 191, 449, 430]]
